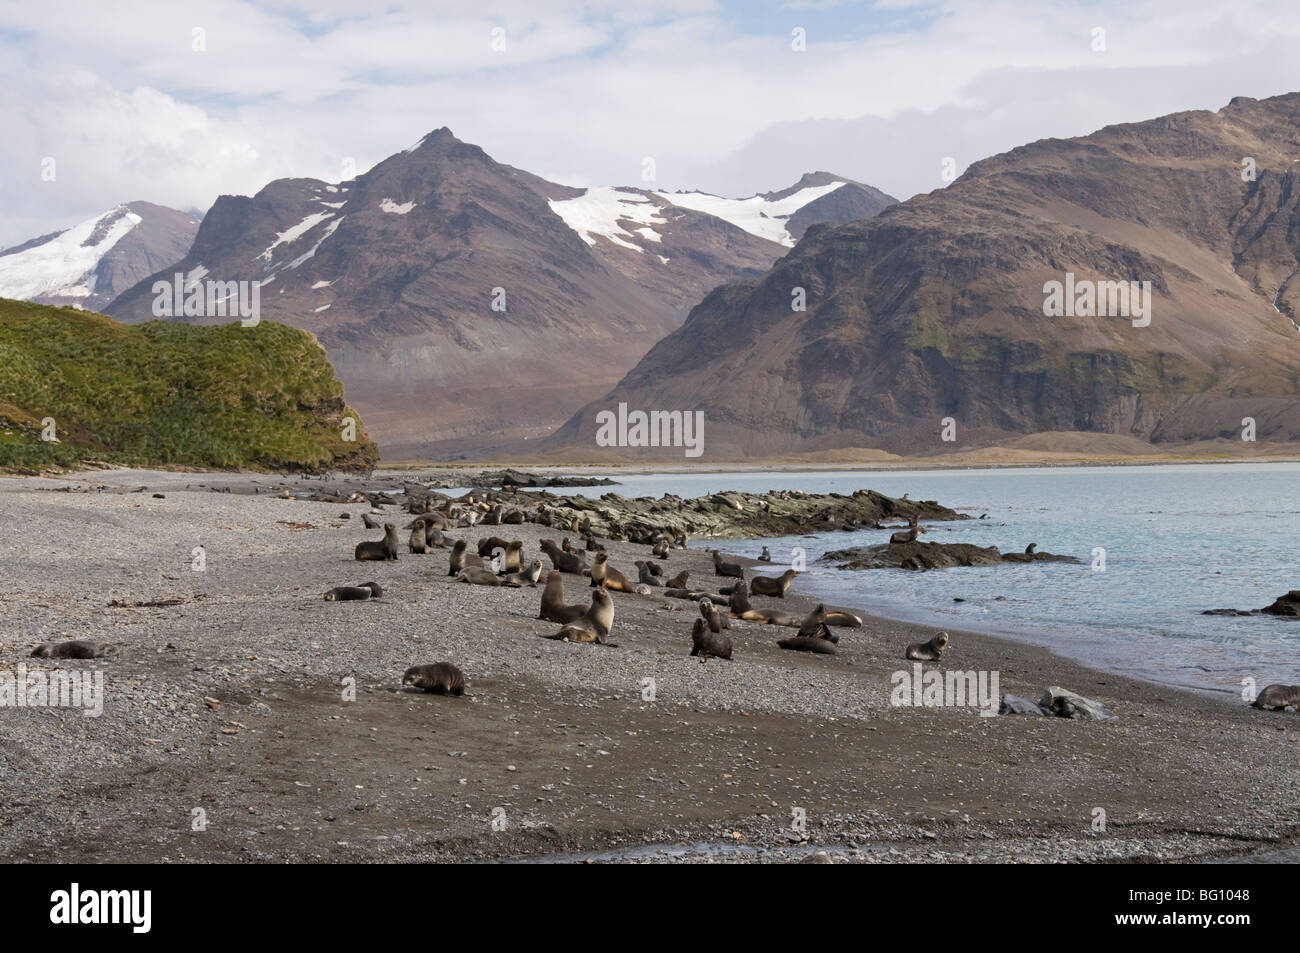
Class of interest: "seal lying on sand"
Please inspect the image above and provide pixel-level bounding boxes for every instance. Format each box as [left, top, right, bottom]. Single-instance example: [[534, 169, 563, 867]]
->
[[905, 631, 949, 661], [777, 636, 837, 655], [402, 662, 466, 696], [690, 617, 732, 659], [355, 524, 399, 561], [728, 581, 802, 626], [1252, 684, 1300, 710], [502, 560, 543, 588], [711, 550, 745, 579], [30, 640, 113, 659], [324, 582, 384, 601], [457, 567, 503, 586], [750, 569, 799, 598], [538, 570, 586, 624], [544, 589, 616, 645]]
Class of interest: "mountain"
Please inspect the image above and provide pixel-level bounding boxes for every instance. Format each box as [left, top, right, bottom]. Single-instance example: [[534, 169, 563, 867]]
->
[[0, 202, 199, 312], [0, 298, 376, 472], [105, 130, 894, 458], [547, 93, 1300, 457]]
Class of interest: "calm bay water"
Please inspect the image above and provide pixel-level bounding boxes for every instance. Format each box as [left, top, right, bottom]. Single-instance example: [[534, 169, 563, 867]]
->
[[541, 463, 1300, 694]]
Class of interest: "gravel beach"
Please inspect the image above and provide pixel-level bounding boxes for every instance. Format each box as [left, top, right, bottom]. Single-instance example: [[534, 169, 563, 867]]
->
[[1, 468, 1296, 864]]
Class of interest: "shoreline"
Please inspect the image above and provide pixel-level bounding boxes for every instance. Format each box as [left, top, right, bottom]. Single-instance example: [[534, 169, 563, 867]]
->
[[1, 468, 1296, 863]]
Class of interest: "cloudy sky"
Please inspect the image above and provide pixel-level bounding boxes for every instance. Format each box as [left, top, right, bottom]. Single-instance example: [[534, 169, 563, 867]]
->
[[3, 0, 1299, 247]]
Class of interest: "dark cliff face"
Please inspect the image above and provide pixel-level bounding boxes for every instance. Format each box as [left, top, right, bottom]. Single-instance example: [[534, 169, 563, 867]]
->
[[548, 93, 1300, 458]]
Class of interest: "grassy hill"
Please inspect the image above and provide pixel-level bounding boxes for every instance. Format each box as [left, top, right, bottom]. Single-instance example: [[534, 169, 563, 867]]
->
[[0, 298, 379, 472]]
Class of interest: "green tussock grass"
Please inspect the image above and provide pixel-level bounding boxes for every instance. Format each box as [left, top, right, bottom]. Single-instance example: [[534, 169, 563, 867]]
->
[[0, 298, 378, 473]]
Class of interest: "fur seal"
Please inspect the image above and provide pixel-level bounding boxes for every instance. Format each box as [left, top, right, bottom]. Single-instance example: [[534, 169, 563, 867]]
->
[[664, 570, 690, 589], [361, 512, 381, 529], [544, 589, 616, 645], [823, 610, 863, 628], [478, 536, 510, 557], [324, 582, 384, 601], [1025, 543, 1038, 555], [355, 523, 400, 561], [402, 662, 466, 696], [538, 570, 586, 624], [502, 559, 543, 588], [890, 516, 919, 545], [409, 526, 428, 554], [499, 540, 524, 574], [30, 640, 113, 659], [652, 540, 669, 559], [584, 535, 605, 552], [636, 561, 664, 587], [425, 527, 451, 548], [750, 569, 799, 598], [503, 508, 525, 524], [905, 631, 949, 661], [540, 539, 585, 574], [589, 552, 636, 592], [700, 598, 730, 632], [777, 636, 837, 655], [448, 539, 484, 576], [406, 513, 448, 531], [758, 546, 772, 562], [711, 550, 745, 579], [727, 580, 799, 625], [1252, 684, 1300, 710], [690, 617, 732, 660], [457, 567, 503, 586]]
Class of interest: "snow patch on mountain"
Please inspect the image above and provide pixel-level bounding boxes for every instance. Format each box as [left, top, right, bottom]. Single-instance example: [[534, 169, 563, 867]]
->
[[0, 206, 142, 300], [380, 198, 416, 214], [547, 187, 667, 252], [653, 182, 847, 246]]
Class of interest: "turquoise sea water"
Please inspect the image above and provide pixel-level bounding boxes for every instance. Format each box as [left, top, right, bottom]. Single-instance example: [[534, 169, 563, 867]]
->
[[541, 463, 1300, 694]]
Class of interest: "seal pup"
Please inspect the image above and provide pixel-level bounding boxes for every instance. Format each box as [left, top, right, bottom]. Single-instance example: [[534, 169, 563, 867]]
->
[[537, 570, 586, 624], [636, 561, 664, 587], [456, 567, 503, 586], [890, 516, 919, 545], [664, 570, 689, 589], [409, 526, 428, 555], [711, 549, 745, 578], [590, 552, 637, 592], [652, 540, 670, 559], [402, 663, 466, 696], [777, 636, 837, 655], [355, 523, 399, 561], [544, 589, 616, 645], [425, 526, 451, 549], [700, 598, 730, 632], [502, 559, 543, 588], [758, 546, 772, 562], [1252, 684, 1300, 710], [361, 513, 381, 529], [540, 539, 585, 574], [448, 539, 485, 576], [30, 640, 113, 659], [324, 582, 384, 601], [690, 617, 732, 660], [905, 631, 949, 661], [750, 569, 799, 598]]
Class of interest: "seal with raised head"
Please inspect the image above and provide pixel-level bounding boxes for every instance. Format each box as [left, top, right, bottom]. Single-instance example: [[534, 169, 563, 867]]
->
[[500, 540, 524, 574], [777, 636, 837, 655], [355, 523, 399, 561], [636, 561, 664, 587], [361, 512, 381, 529], [750, 569, 799, 598], [409, 526, 428, 555], [700, 598, 730, 632], [758, 546, 772, 562], [544, 589, 616, 645], [584, 535, 605, 552], [502, 559, 543, 588], [402, 662, 466, 696], [477, 536, 510, 557], [425, 526, 451, 549], [30, 640, 113, 659], [540, 539, 585, 575], [589, 552, 636, 592], [324, 581, 384, 601], [537, 570, 586, 624], [448, 539, 485, 576], [652, 540, 669, 559], [1252, 684, 1300, 710], [711, 550, 745, 579], [690, 617, 732, 660], [890, 516, 919, 545], [664, 570, 689, 589], [457, 567, 503, 586], [823, 610, 862, 627], [905, 631, 949, 661]]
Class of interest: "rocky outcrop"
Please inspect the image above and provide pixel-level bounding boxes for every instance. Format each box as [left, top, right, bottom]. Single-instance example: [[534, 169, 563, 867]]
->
[[822, 540, 1079, 570], [1205, 589, 1300, 616]]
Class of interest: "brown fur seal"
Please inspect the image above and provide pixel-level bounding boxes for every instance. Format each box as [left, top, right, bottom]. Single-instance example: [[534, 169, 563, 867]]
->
[[890, 517, 919, 545], [406, 513, 448, 531], [355, 523, 399, 561], [727, 580, 799, 625], [750, 569, 799, 598], [758, 546, 772, 562], [448, 539, 484, 576], [544, 589, 616, 645], [1025, 542, 1038, 554], [823, 610, 862, 628], [905, 631, 949, 661], [500, 540, 524, 574], [584, 535, 605, 552], [457, 567, 503, 586], [477, 536, 510, 557], [503, 508, 525, 524], [777, 636, 837, 655], [691, 617, 732, 660], [652, 540, 669, 559], [409, 526, 428, 554], [589, 552, 635, 591], [425, 526, 451, 548], [1252, 684, 1300, 710], [711, 550, 745, 578], [361, 512, 381, 529], [665, 570, 690, 589], [700, 598, 730, 632], [402, 662, 465, 696], [502, 559, 543, 588], [538, 570, 586, 624], [324, 582, 384, 601], [30, 640, 113, 659], [636, 561, 664, 587], [796, 604, 830, 638], [540, 539, 585, 574]]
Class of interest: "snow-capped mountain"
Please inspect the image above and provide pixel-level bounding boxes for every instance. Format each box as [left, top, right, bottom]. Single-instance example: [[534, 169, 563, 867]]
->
[[0, 202, 199, 312]]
